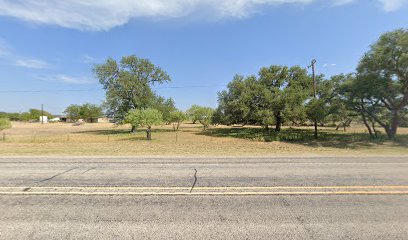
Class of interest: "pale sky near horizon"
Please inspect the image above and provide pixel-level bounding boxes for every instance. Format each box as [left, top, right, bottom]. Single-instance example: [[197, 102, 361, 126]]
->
[[0, 0, 407, 114]]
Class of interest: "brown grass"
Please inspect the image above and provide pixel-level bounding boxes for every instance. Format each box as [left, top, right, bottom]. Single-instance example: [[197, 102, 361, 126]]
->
[[0, 121, 407, 156]]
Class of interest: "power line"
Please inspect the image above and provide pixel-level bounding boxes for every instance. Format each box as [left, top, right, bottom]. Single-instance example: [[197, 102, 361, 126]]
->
[[0, 85, 228, 94], [0, 89, 102, 93], [154, 85, 227, 89]]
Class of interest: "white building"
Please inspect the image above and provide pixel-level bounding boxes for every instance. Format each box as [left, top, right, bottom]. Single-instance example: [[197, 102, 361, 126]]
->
[[39, 116, 48, 123]]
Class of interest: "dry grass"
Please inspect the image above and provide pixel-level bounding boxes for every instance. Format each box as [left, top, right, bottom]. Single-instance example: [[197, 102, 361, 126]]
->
[[0, 121, 407, 156]]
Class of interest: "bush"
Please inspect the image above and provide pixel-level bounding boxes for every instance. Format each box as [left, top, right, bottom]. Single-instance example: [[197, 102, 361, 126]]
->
[[0, 118, 11, 131]]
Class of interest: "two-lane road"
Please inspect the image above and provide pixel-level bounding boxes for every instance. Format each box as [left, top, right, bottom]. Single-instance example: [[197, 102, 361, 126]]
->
[[0, 156, 407, 239]]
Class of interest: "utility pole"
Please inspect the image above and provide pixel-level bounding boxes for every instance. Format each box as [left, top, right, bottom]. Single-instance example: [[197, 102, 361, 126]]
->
[[41, 104, 44, 125], [309, 59, 318, 139]]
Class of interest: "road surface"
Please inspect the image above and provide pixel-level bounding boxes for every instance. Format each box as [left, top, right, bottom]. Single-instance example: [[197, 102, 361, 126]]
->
[[0, 156, 407, 239]]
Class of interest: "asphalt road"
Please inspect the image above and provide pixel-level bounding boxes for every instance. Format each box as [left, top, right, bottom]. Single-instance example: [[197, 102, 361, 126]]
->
[[0, 156, 407, 239]]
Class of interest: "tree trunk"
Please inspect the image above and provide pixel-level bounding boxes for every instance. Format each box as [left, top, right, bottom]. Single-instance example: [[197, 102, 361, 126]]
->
[[361, 113, 375, 138], [388, 112, 399, 140], [131, 126, 137, 133], [385, 126, 397, 140], [344, 119, 352, 132], [368, 120, 377, 138], [275, 113, 282, 132], [146, 127, 152, 140], [314, 121, 318, 140], [336, 123, 341, 131]]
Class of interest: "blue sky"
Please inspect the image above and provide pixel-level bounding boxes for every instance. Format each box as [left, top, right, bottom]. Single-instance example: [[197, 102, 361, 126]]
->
[[0, 0, 407, 114]]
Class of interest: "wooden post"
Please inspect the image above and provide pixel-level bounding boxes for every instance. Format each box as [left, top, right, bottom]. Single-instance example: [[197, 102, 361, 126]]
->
[[309, 59, 318, 140], [41, 104, 44, 125]]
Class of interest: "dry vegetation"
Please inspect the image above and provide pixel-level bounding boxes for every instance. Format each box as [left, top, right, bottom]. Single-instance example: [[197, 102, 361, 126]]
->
[[0, 121, 407, 156]]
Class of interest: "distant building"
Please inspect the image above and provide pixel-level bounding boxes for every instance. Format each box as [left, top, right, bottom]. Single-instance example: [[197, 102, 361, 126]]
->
[[49, 117, 61, 123], [39, 116, 48, 123], [57, 115, 112, 123]]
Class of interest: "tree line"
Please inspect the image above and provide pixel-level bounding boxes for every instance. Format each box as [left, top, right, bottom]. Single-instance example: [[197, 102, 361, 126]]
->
[[214, 29, 407, 139], [0, 109, 53, 122], [90, 29, 407, 140], [92, 55, 219, 139], [1, 29, 406, 141], [63, 103, 103, 123]]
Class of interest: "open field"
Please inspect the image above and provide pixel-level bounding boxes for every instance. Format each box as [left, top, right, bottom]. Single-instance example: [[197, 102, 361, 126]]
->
[[0, 122, 407, 156]]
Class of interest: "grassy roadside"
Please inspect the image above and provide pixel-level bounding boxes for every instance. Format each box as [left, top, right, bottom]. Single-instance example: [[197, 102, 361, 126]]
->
[[0, 122, 407, 156]]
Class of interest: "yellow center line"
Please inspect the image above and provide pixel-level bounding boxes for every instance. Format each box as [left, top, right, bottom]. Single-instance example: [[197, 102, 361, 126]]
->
[[1, 185, 408, 190], [0, 191, 408, 196]]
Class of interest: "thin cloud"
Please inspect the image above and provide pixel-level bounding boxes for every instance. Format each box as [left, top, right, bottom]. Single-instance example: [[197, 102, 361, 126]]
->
[[0, 37, 11, 56], [80, 54, 101, 64], [378, 0, 407, 12], [37, 74, 97, 85], [0, 38, 50, 69], [0, 1, 404, 31], [0, 0, 366, 31], [332, 0, 354, 6], [15, 59, 49, 69]]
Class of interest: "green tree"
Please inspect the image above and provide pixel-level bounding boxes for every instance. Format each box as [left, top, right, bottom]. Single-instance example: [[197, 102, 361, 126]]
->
[[0, 118, 11, 131], [80, 103, 103, 123], [217, 66, 311, 131], [347, 29, 408, 139], [212, 107, 228, 126], [323, 74, 356, 131], [169, 110, 187, 131], [63, 104, 82, 122], [216, 75, 252, 126], [94, 55, 171, 128], [194, 106, 214, 131], [305, 74, 352, 135], [124, 108, 163, 140], [153, 97, 176, 124], [0, 112, 22, 121], [306, 98, 328, 127], [258, 65, 311, 131], [18, 109, 53, 122], [186, 105, 203, 124]]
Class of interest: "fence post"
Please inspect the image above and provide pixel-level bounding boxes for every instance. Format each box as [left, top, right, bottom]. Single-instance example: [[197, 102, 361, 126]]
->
[[2, 132, 5, 141]]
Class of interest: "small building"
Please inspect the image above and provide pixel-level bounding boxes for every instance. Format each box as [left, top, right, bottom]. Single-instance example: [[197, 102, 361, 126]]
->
[[39, 116, 48, 123], [97, 117, 111, 123], [58, 116, 112, 123], [49, 117, 61, 123]]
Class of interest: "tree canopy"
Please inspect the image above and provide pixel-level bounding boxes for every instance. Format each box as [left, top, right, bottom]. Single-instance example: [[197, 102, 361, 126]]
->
[[0, 118, 11, 131], [193, 106, 215, 131], [345, 29, 408, 139], [186, 105, 203, 124], [94, 55, 171, 123], [64, 104, 103, 123], [169, 110, 187, 131], [216, 66, 311, 131], [124, 108, 163, 140], [63, 105, 82, 122], [80, 103, 103, 123]]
